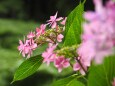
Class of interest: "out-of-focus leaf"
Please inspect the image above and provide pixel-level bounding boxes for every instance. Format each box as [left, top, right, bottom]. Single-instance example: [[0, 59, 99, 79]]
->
[[52, 75, 85, 86], [88, 55, 115, 86]]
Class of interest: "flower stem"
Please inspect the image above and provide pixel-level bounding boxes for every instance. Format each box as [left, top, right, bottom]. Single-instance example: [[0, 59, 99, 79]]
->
[[75, 57, 87, 74], [72, 52, 87, 74]]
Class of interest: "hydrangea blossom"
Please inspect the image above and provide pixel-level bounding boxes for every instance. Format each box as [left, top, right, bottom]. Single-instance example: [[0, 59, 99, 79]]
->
[[27, 32, 35, 39], [73, 41, 95, 75], [73, 61, 87, 75], [18, 39, 37, 58], [57, 34, 64, 42], [54, 56, 70, 72], [42, 43, 57, 65], [61, 17, 67, 25], [47, 12, 63, 28], [79, 0, 115, 64], [36, 24, 46, 37]]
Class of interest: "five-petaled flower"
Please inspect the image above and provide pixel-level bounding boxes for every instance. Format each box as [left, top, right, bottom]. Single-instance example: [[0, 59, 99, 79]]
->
[[47, 12, 63, 28]]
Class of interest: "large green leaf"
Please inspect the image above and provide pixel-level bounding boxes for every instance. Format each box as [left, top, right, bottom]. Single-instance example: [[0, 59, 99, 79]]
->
[[88, 56, 115, 86], [63, 1, 85, 47], [12, 55, 43, 83], [52, 75, 85, 86]]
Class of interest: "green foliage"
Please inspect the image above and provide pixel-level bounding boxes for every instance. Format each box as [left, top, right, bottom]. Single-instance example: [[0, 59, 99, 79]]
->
[[0, 19, 39, 50], [52, 75, 85, 86], [88, 56, 115, 86], [63, 1, 85, 47], [0, 0, 24, 18], [32, 44, 48, 57], [0, 19, 41, 86], [56, 45, 78, 58], [0, 19, 39, 35], [12, 55, 43, 83]]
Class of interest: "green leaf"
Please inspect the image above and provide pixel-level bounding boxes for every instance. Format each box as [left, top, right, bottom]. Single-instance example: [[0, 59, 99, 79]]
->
[[88, 56, 115, 86], [12, 55, 43, 83], [32, 44, 48, 56], [52, 75, 85, 86], [63, 1, 85, 47]]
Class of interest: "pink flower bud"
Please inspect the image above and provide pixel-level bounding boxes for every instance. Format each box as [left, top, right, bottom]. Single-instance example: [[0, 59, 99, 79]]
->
[[57, 34, 64, 42]]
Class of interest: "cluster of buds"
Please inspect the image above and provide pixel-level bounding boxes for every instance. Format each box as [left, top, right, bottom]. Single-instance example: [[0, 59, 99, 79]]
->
[[56, 45, 78, 58]]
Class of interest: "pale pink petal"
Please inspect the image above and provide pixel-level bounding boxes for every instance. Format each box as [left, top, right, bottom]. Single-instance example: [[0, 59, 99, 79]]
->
[[61, 17, 67, 25], [73, 63, 80, 71], [56, 17, 63, 21], [31, 43, 37, 50], [27, 32, 35, 39], [57, 34, 64, 42], [51, 22, 57, 28], [58, 68, 62, 73], [93, 0, 104, 14], [80, 69, 86, 75], [84, 12, 98, 21], [63, 59, 70, 68], [54, 56, 70, 72]]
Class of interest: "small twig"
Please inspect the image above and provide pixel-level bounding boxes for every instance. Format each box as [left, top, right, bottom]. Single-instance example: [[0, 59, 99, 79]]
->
[[70, 62, 73, 68], [46, 36, 56, 44], [75, 57, 87, 74], [71, 52, 87, 74]]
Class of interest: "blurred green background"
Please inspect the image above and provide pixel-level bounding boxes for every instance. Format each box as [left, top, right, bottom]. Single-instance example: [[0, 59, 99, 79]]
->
[[0, 0, 95, 86]]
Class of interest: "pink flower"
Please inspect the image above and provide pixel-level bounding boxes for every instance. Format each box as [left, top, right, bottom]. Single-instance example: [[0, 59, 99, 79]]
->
[[27, 32, 35, 39], [42, 44, 57, 65], [36, 24, 46, 37], [54, 56, 70, 72], [73, 62, 86, 75], [73, 41, 96, 75], [18, 40, 25, 53], [18, 40, 31, 57], [57, 34, 64, 42], [112, 78, 115, 86], [81, 0, 115, 64], [18, 39, 37, 58], [47, 12, 63, 28], [61, 17, 67, 25], [77, 41, 95, 65], [93, 0, 105, 15], [73, 55, 91, 75], [29, 39, 37, 50]]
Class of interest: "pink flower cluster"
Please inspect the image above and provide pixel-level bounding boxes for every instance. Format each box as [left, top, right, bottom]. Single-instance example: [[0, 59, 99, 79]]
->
[[18, 0, 115, 75], [18, 24, 46, 58], [47, 12, 66, 28], [18, 12, 69, 72], [41, 12, 70, 72], [18, 33, 37, 58], [76, 0, 115, 66], [18, 12, 66, 58], [42, 43, 70, 72]]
